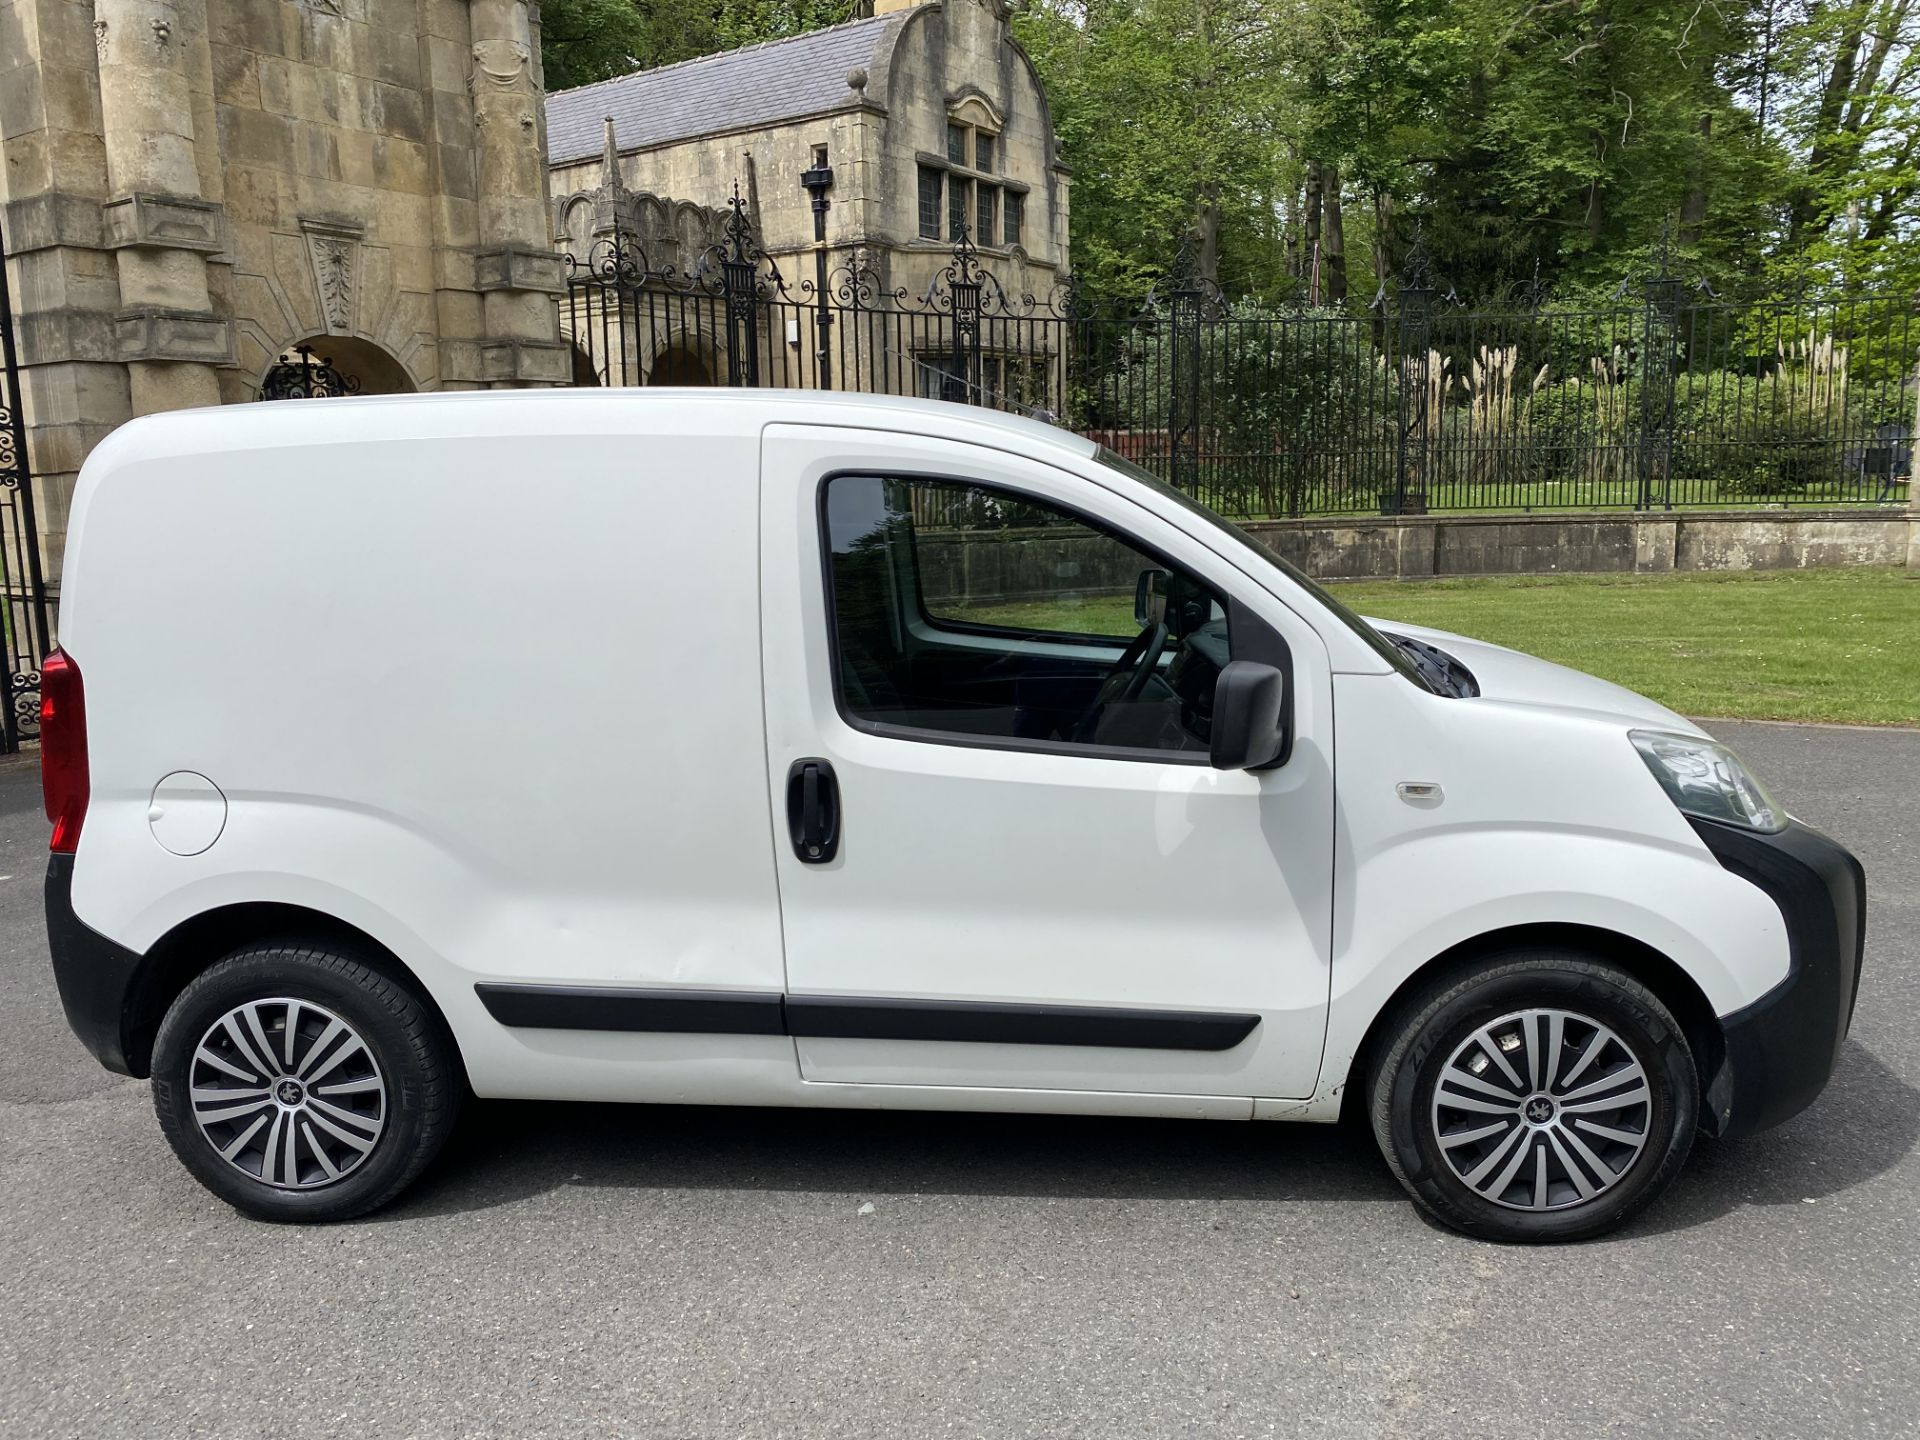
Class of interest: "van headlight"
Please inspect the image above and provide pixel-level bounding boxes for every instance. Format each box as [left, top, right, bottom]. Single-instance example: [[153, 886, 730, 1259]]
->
[[1629, 730, 1785, 833]]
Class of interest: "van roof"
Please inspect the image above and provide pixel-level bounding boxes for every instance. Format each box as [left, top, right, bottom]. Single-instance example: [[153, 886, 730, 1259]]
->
[[91, 389, 1103, 466]]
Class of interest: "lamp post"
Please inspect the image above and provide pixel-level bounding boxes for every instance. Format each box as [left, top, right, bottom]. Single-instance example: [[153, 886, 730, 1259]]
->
[[801, 154, 835, 389]]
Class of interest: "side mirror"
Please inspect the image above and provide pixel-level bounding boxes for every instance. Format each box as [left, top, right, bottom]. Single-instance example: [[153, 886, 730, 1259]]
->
[[1133, 568, 1168, 628], [1210, 661, 1288, 770]]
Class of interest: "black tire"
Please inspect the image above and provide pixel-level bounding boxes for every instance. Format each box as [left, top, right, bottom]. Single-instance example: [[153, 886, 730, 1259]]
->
[[151, 941, 459, 1222], [1367, 951, 1698, 1242]]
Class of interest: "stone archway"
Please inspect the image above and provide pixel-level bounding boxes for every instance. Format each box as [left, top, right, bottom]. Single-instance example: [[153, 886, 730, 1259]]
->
[[258, 335, 419, 399], [648, 345, 713, 386]]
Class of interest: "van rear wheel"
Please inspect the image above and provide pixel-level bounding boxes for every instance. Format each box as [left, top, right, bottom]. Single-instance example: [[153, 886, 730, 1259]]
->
[[1368, 952, 1699, 1242], [151, 942, 458, 1222]]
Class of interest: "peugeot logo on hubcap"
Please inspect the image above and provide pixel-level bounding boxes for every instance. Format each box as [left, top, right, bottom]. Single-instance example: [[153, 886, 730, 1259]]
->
[[275, 1078, 305, 1106], [1525, 1097, 1554, 1124]]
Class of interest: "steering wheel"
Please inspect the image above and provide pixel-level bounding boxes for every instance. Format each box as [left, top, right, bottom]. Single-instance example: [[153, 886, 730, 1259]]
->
[[1070, 620, 1169, 742]]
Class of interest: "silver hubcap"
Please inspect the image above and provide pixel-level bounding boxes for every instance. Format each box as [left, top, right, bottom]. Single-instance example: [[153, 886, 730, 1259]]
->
[[1430, 1008, 1653, 1212], [189, 998, 387, 1190]]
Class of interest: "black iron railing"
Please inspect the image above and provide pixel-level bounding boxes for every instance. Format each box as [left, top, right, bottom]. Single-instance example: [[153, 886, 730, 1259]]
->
[[563, 197, 1918, 520], [0, 215, 53, 752]]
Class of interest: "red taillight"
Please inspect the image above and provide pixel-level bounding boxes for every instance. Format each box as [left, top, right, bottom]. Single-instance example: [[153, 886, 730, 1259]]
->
[[40, 648, 88, 854]]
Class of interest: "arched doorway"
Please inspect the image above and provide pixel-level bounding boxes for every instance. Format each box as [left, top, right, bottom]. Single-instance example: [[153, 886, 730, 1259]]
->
[[648, 345, 712, 386], [259, 335, 416, 400]]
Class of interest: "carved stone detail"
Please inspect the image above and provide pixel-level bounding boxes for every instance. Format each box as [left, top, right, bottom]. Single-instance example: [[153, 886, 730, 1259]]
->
[[470, 39, 530, 92], [474, 245, 567, 294], [102, 192, 226, 252], [115, 307, 237, 364], [299, 218, 366, 335]]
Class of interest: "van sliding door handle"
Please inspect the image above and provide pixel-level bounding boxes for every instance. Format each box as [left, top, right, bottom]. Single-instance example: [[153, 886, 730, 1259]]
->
[[786, 758, 840, 864]]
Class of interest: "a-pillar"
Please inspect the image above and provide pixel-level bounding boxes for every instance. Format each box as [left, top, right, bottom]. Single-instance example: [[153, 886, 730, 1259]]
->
[[468, 0, 568, 386], [93, 0, 229, 414]]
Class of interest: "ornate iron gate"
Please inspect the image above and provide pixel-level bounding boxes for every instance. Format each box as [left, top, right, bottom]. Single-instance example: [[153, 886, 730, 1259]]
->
[[0, 217, 54, 752], [563, 198, 1916, 519], [561, 188, 1077, 417]]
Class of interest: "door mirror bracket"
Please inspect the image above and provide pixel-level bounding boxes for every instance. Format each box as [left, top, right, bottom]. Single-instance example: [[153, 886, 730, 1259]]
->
[[1209, 661, 1288, 771]]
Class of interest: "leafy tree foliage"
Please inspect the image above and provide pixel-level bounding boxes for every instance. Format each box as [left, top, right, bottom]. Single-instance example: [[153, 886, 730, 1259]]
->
[[541, 0, 849, 91], [1016, 0, 1920, 300], [542, 0, 1920, 302]]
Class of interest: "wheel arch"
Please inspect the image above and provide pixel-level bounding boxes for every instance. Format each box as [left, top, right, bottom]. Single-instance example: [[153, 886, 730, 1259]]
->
[[1338, 921, 1723, 1124], [123, 901, 463, 1080]]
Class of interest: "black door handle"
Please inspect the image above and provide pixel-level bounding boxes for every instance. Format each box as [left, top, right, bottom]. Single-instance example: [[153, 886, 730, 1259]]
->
[[786, 758, 840, 863]]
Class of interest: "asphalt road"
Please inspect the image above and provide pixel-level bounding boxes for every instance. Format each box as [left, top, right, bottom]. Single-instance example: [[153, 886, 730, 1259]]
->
[[2, 721, 1916, 1439]]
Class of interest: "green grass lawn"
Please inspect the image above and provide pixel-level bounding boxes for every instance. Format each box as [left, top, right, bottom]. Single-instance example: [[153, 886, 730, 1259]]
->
[[1343, 568, 1919, 725], [964, 567, 1920, 726]]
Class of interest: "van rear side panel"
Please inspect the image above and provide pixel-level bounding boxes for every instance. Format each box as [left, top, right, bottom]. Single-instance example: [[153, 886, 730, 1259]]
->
[[59, 399, 791, 1098]]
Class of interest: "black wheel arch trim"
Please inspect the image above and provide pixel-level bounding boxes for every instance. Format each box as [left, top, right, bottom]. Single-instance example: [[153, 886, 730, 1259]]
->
[[46, 858, 461, 1082]]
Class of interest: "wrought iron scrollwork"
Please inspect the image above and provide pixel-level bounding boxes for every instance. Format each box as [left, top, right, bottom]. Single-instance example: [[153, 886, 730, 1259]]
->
[[827, 247, 891, 310], [914, 223, 1019, 318], [10, 667, 40, 743], [692, 184, 792, 302], [1140, 229, 1226, 319], [260, 345, 362, 400], [570, 232, 655, 288]]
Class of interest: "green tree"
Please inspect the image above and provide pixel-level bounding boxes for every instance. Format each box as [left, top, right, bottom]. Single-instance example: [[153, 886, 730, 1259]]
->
[[541, 0, 847, 92], [1771, 0, 1920, 290], [1015, 0, 1294, 295]]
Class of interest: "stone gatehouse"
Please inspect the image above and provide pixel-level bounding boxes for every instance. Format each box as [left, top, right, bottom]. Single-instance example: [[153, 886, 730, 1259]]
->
[[1, 0, 567, 573], [544, 0, 1071, 394]]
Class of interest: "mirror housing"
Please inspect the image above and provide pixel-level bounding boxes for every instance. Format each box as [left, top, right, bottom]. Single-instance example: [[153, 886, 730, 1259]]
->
[[1133, 568, 1168, 628], [1209, 661, 1288, 770]]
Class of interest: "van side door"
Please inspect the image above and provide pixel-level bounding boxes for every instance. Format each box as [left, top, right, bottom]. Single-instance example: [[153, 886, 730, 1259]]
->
[[758, 425, 1336, 1102]]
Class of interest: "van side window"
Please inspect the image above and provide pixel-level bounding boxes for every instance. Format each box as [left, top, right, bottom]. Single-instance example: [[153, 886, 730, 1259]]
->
[[821, 474, 1230, 759]]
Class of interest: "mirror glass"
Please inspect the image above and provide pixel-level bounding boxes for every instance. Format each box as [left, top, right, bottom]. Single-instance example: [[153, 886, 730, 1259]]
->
[[1133, 568, 1168, 629]]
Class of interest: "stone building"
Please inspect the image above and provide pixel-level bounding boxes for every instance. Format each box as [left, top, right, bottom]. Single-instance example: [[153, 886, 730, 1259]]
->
[[0, 0, 568, 576], [545, 0, 1071, 399]]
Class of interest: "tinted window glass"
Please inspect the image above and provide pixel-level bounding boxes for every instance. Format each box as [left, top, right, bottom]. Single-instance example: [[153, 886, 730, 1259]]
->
[[823, 475, 1230, 759], [1092, 446, 1434, 691]]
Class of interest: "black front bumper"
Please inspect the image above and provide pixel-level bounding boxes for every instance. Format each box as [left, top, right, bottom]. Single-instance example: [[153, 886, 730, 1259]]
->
[[1691, 816, 1866, 1140], [45, 853, 147, 1077]]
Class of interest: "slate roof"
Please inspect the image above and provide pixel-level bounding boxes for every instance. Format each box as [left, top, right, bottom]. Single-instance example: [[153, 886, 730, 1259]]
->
[[545, 14, 900, 166]]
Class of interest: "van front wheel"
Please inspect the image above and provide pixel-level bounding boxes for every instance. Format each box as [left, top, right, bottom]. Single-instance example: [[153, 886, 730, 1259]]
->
[[151, 943, 459, 1222], [1368, 953, 1699, 1242]]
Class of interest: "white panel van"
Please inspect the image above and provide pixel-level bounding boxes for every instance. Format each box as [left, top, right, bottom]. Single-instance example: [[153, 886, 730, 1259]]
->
[[43, 391, 1864, 1241]]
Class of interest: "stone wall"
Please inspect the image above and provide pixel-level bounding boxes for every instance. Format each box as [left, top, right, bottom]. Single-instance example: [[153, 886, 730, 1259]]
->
[[910, 509, 1916, 612], [1240, 510, 1916, 582], [2, 0, 566, 581]]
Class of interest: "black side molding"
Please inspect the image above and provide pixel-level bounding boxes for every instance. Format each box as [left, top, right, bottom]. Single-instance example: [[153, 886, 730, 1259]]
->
[[783, 994, 1260, 1051], [475, 984, 786, 1035], [475, 983, 1259, 1053]]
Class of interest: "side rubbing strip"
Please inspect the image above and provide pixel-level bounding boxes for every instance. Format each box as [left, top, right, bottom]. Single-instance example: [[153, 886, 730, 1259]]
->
[[784, 996, 1260, 1051], [476, 984, 1260, 1052], [474, 984, 785, 1035]]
